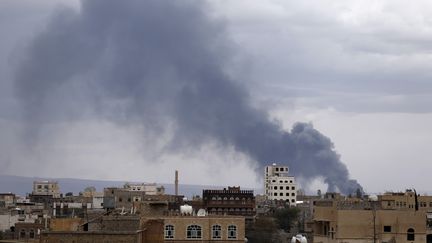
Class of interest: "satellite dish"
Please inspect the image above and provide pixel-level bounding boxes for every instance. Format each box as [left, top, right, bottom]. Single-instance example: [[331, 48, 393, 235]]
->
[[197, 209, 207, 217]]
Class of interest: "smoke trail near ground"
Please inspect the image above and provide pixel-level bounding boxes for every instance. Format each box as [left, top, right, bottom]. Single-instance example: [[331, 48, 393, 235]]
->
[[13, 0, 362, 194]]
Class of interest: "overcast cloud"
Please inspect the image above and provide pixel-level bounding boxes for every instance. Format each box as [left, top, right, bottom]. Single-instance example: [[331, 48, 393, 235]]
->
[[1, 0, 432, 194]]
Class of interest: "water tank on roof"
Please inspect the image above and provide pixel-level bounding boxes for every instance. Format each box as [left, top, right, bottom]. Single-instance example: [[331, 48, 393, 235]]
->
[[291, 234, 307, 243], [180, 204, 193, 215], [369, 194, 378, 201], [197, 209, 207, 217]]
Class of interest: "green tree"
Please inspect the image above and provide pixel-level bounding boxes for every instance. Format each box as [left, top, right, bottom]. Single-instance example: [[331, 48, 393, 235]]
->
[[246, 216, 279, 243], [274, 207, 300, 232]]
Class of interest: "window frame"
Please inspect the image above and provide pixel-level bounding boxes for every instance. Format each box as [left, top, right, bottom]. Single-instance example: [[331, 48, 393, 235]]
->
[[212, 224, 222, 239], [164, 224, 175, 239], [227, 225, 237, 239], [407, 228, 415, 241], [186, 224, 202, 239]]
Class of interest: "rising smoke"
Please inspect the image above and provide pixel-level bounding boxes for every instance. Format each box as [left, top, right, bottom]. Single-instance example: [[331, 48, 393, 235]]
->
[[14, 0, 362, 194]]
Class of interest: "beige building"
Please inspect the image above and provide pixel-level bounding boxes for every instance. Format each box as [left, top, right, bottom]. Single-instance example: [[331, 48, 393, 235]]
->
[[32, 181, 61, 198], [39, 215, 245, 243], [161, 215, 245, 242], [0, 193, 16, 207], [124, 182, 165, 195], [313, 191, 432, 243]]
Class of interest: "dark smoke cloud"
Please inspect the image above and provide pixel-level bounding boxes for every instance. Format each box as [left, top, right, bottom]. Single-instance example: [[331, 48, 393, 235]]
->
[[14, 0, 362, 194]]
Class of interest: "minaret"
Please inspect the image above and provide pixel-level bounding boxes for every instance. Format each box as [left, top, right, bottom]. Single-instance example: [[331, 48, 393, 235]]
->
[[175, 170, 179, 196]]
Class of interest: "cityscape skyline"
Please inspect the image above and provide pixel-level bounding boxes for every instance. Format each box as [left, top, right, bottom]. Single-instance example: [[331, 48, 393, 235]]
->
[[1, 0, 432, 195]]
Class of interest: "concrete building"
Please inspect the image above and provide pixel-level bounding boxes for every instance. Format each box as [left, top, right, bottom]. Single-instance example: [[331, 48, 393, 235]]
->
[[103, 187, 182, 212], [312, 190, 432, 243], [40, 214, 245, 243], [0, 193, 16, 208], [41, 217, 164, 243], [14, 222, 43, 242], [162, 215, 246, 242], [264, 163, 297, 205], [32, 181, 60, 198], [124, 182, 165, 195], [202, 187, 255, 220]]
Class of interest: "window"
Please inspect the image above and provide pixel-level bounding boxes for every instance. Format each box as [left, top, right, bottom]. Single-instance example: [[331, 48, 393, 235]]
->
[[187, 225, 202, 239], [279, 186, 283, 190], [407, 228, 415, 241], [292, 193, 295, 196], [292, 186, 295, 190], [276, 168, 279, 171], [228, 225, 237, 239], [164, 225, 174, 239], [291, 199, 295, 203], [286, 186, 290, 190], [280, 193, 283, 196], [274, 193, 277, 196], [274, 186, 277, 190], [383, 226, 391, 232], [29, 229, 35, 238], [286, 193, 289, 196], [212, 225, 221, 239], [20, 229, 26, 239]]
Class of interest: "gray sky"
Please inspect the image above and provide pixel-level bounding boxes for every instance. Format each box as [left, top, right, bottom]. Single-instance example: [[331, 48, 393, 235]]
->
[[1, 0, 432, 194]]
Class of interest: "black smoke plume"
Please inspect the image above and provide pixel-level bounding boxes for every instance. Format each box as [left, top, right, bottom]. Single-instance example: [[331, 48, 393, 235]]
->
[[14, 0, 362, 194]]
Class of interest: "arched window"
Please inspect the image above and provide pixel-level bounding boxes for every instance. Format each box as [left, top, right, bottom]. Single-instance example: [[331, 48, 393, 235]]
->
[[20, 229, 26, 239], [212, 225, 221, 239], [164, 225, 174, 239], [187, 225, 202, 239], [29, 229, 35, 238], [407, 228, 415, 241], [228, 225, 237, 239]]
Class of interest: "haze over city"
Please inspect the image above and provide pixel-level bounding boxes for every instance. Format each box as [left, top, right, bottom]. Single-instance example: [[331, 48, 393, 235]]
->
[[1, 0, 432, 194]]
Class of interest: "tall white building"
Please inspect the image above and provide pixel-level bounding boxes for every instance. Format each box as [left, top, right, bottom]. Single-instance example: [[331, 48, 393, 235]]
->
[[264, 163, 297, 205]]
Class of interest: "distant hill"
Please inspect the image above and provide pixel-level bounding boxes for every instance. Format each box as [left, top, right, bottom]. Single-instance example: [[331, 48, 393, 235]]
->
[[0, 174, 259, 198]]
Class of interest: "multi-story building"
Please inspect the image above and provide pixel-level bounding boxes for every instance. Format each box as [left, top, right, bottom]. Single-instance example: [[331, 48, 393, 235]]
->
[[103, 187, 183, 212], [264, 163, 297, 205], [202, 187, 255, 220], [0, 193, 16, 208], [312, 190, 432, 243], [123, 182, 165, 195], [162, 215, 245, 242], [40, 214, 245, 243], [32, 181, 61, 198]]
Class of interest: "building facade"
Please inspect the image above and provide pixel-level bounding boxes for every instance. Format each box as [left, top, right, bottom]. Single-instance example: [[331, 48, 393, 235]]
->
[[264, 163, 297, 205], [312, 191, 432, 243], [32, 181, 61, 198], [203, 187, 255, 219], [162, 215, 245, 242], [124, 183, 165, 195], [0, 193, 16, 208]]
